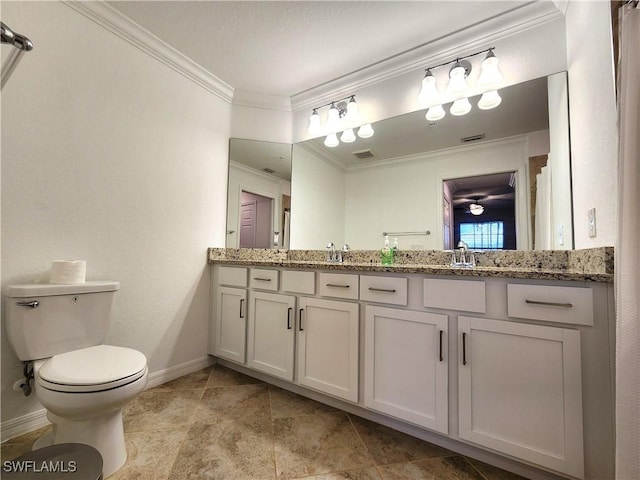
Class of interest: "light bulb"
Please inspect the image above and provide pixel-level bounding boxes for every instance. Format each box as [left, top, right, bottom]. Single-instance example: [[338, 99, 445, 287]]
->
[[450, 97, 472, 116], [340, 128, 356, 143], [326, 103, 341, 132], [469, 203, 484, 215], [324, 132, 339, 148], [345, 97, 359, 124], [478, 50, 503, 88], [447, 62, 469, 96], [308, 109, 321, 135], [478, 90, 502, 110], [425, 105, 445, 121], [418, 70, 439, 107], [357, 123, 374, 138]]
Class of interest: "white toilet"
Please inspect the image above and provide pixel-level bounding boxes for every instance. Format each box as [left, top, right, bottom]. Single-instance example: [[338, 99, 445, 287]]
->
[[5, 281, 148, 478]]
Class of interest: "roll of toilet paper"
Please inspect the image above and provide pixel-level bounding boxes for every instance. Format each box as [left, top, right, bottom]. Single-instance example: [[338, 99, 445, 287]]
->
[[50, 260, 86, 284]]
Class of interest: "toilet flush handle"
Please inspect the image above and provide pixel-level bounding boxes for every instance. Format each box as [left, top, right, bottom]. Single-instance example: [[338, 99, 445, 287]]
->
[[16, 300, 39, 308]]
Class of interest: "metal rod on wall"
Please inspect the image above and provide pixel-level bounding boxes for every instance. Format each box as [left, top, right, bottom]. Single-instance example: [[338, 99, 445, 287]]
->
[[1, 21, 34, 90], [382, 231, 431, 237]]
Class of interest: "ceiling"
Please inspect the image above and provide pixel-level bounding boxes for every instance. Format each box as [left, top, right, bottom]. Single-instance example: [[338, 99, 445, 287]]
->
[[107, 1, 536, 99]]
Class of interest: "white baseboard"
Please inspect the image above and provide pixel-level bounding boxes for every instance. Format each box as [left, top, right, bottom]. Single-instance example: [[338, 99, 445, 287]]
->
[[1, 356, 214, 443], [1, 409, 50, 443], [144, 355, 214, 390]]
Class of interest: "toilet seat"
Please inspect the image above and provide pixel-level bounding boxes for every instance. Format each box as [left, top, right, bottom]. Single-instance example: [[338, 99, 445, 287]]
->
[[38, 345, 147, 393]]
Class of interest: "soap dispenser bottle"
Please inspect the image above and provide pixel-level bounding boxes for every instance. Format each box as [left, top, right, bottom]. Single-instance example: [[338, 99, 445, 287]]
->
[[381, 235, 394, 265]]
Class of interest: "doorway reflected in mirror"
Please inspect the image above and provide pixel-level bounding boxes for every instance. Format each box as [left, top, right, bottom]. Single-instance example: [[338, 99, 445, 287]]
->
[[444, 172, 517, 250]]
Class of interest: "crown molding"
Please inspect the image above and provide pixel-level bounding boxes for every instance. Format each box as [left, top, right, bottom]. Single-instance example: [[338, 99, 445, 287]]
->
[[291, 1, 563, 111], [62, 1, 234, 103], [345, 134, 529, 173], [232, 90, 292, 112]]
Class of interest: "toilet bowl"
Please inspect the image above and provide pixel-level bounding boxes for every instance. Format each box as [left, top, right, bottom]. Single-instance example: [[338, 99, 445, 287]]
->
[[33, 345, 148, 477], [4, 281, 148, 478]]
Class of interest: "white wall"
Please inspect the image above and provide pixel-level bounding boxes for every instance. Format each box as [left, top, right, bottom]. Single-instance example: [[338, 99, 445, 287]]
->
[[290, 145, 345, 249], [1, 1, 230, 427], [565, 1, 618, 248]]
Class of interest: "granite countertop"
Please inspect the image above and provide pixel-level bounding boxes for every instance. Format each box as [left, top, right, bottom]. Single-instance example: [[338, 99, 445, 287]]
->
[[207, 247, 614, 283]]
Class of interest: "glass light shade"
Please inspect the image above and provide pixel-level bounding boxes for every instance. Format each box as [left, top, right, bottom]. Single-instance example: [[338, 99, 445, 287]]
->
[[345, 98, 359, 123], [469, 203, 484, 215], [478, 90, 502, 110], [425, 105, 445, 121], [308, 110, 321, 135], [450, 97, 472, 116], [418, 71, 439, 107], [447, 64, 469, 95], [324, 132, 339, 147], [357, 123, 374, 138], [326, 104, 341, 132], [478, 52, 503, 88], [340, 128, 356, 143]]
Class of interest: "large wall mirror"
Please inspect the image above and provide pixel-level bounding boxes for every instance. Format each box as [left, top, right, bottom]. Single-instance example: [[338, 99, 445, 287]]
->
[[227, 72, 572, 252], [227, 139, 292, 248]]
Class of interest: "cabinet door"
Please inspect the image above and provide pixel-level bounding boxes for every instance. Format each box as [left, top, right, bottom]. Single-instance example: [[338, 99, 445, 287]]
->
[[213, 287, 247, 364], [458, 316, 584, 479], [297, 297, 359, 402], [364, 306, 448, 433], [247, 292, 296, 381]]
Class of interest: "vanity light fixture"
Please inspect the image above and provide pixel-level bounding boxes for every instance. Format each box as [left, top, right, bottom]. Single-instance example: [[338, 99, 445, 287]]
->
[[307, 95, 374, 147], [418, 48, 503, 122]]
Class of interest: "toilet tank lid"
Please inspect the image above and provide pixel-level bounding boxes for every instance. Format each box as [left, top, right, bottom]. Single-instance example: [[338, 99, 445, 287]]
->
[[5, 281, 120, 298]]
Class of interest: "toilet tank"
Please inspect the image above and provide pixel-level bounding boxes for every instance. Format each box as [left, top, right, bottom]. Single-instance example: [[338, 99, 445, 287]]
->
[[4, 281, 120, 361]]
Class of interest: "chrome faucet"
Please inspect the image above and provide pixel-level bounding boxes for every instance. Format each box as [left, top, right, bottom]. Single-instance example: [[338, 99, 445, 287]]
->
[[326, 242, 337, 262], [337, 244, 350, 263], [326, 242, 349, 263], [448, 241, 476, 268]]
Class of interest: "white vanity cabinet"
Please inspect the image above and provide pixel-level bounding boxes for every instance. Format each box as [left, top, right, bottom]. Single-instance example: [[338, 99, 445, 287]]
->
[[210, 263, 614, 480], [247, 291, 296, 381], [458, 316, 584, 479], [364, 306, 448, 433], [212, 286, 247, 364], [297, 297, 359, 402]]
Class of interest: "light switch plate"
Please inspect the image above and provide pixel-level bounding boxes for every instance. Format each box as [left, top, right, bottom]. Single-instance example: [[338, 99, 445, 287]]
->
[[588, 208, 597, 237]]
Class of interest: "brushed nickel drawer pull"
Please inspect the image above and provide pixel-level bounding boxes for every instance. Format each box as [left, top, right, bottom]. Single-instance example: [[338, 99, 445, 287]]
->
[[16, 300, 39, 308], [368, 287, 397, 293], [326, 283, 350, 288], [525, 299, 573, 308], [253, 277, 272, 282]]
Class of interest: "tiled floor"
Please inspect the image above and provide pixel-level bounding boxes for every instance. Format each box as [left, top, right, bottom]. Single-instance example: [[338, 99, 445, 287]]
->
[[1, 364, 528, 479]]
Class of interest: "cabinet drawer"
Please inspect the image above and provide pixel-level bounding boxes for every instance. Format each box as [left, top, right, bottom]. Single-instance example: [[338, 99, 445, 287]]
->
[[424, 278, 486, 313], [249, 268, 279, 291], [218, 266, 248, 287], [282, 270, 315, 295], [507, 284, 593, 326], [318, 273, 359, 300], [360, 275, 408, 306]]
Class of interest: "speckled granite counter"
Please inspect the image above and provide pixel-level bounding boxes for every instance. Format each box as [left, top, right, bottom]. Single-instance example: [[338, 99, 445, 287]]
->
[[207, 247, 614, 282]]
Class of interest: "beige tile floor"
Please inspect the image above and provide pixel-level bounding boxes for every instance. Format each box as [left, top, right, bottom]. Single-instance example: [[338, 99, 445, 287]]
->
[[2, 364, 529, 480]]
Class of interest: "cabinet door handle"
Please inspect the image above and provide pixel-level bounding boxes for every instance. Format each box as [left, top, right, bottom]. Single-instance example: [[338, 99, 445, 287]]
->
[[462, 332, 467, 366], [287, 307, 292, 330], [239, 298, 245, 318], [326, 283, 350, 288], [439, 330, 444, 362], [299, 308, 304, 331], [525, 299, 573, 308], [368, 287, 397, 293], [253, 277, 272, 282]]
